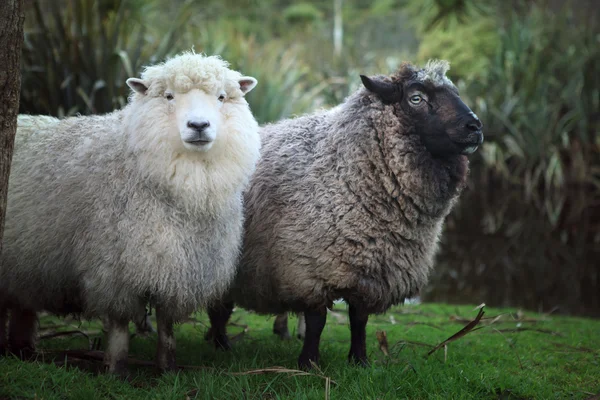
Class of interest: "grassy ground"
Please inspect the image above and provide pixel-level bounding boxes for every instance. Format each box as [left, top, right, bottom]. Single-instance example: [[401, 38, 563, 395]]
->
[[0, 303, 598, 400]]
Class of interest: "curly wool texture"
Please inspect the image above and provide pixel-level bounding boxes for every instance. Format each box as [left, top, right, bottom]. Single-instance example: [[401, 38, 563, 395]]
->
[[228, 63, 468, 315], [139, 52, 246, 99], [0, 54, 261, 322]]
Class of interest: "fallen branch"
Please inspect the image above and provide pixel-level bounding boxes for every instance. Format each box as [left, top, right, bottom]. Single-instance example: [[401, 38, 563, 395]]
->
[[41, 350, 336, 386], [39, 330, 94, 350], [427, 306, 486, 358]]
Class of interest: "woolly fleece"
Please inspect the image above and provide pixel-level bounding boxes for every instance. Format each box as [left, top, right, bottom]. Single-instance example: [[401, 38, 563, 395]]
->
[[227, 61, 469, 315], [0, 53, 261, 322]]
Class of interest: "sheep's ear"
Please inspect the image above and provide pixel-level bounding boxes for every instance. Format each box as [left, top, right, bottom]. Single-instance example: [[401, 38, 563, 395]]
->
[[360, 75, 399, 103], [126, 78, 148, 95], [238, 77, 257, 95]]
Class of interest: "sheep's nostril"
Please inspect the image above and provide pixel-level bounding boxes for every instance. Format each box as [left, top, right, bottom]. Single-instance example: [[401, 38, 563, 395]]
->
[[466, 119, 482, 132], [187, 120, 210, 132]]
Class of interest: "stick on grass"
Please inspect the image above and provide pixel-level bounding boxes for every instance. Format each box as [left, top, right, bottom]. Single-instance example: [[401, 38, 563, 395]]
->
[[427, 306, 486, 358]]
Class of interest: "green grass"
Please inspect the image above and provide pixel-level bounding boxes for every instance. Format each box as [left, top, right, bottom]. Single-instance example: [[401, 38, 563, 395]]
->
[[1, 304, 599, 399]]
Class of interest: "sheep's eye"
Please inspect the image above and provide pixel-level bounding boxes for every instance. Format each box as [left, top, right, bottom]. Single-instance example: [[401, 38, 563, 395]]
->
[[409, 94, 422, 105], [218, 94, 226, 102], [165, 93, 174, 101]]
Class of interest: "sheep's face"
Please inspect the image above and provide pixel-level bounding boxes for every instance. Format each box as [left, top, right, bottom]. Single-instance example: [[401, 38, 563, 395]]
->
[[126, 76, 257, 153], [171, 88, 224, 152], [360, 62, 484, 157]]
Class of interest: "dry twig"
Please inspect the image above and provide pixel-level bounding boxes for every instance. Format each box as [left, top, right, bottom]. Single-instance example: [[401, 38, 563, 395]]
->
[[426, 306, 486, 358]]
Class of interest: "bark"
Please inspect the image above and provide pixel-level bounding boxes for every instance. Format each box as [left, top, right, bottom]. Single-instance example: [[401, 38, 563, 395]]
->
[[0, 0, 24, 250]]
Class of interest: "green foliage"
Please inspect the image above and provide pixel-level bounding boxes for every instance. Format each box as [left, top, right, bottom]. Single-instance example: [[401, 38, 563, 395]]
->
[[183, 23, 325, 124], [1, 304, 599, 399], [467, 4, 600, 191], [18, 0, 600, 195], [283, 3, 323, 25], [20, 0, 192, 117], [403, 0, 498, 80], [404, 0, 599, 192]]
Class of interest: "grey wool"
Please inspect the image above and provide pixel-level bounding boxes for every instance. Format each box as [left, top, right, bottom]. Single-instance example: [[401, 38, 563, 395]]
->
[[210, 60, 483, 367], [232, 69, 468, 313]]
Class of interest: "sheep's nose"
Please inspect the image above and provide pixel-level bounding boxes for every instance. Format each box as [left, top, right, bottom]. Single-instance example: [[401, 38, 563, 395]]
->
[[187, 120, 210, 132], [466, 116, 483, 132]]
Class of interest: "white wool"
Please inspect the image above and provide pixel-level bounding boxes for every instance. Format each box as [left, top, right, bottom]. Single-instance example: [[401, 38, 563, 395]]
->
[[137, 51, 248, 99], [1, 52, 261, 324]]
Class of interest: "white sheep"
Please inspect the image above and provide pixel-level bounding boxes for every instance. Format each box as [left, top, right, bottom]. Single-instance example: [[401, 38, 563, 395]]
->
[[0, 52, 261, 375]]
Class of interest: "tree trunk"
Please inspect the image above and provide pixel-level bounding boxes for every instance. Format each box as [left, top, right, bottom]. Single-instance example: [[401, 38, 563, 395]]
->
[[0, 0, 24, 250]]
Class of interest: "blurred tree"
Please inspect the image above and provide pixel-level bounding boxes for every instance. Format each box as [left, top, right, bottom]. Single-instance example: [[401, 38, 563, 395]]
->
[[0, 0, 24, 249]]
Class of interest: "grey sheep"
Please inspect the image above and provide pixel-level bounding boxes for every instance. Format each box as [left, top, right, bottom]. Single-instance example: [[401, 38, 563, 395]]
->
[[207, 60, 483, 369], [0, 52, 261, 375]]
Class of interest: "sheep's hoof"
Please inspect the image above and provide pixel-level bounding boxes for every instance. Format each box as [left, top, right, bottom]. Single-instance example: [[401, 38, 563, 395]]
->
[[348, 354, 370, 368], [10, 344, 36, 361], [298, 354, 319, 371], [213, 334, 231, 351], [273, 327, 292, 340], [157, 361, 178, 374], [106, 360, 130, 380]]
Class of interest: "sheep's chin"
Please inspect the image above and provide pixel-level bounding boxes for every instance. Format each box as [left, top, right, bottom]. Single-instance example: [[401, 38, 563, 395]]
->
[[460, 145, 478, 155], [181, 139, 215, 152]]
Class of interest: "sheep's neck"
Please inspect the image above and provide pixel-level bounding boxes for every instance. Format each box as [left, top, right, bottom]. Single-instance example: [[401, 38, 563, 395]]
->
[[343, 129, 467, 230]]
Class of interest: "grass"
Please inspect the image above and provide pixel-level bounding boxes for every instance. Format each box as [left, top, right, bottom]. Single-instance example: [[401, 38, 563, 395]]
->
[[1, 304, 599, 399]]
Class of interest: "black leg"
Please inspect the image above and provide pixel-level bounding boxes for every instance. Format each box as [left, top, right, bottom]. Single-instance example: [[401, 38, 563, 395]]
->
[[298, 309, 327, 370], [8, 308, 37, 360], [0, 306, 7, 356], [207, 302, 233, 350], [348, 303, 369, 366], [273, 313, 291, 340]]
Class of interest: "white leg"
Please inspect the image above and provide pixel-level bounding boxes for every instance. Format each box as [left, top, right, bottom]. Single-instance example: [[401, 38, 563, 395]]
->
[[103, 318, 130, 376], [156, 306, 177, 372]]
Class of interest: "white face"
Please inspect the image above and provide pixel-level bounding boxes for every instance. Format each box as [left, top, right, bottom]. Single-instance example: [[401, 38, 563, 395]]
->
[[126, 75, 257, 153], [166, 88, 226, 152]]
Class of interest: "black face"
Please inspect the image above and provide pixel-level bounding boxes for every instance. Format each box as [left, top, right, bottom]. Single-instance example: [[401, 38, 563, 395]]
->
[[360, 74, 484, 157]]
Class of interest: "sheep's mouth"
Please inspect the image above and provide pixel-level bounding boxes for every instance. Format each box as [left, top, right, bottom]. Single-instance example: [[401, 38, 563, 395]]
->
[[184, 139, 213, 145], [453, 131, 483, 155]]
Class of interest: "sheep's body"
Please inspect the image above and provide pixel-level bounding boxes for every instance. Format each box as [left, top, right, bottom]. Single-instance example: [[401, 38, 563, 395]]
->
[[3, 113, 243, 319], [228, 97, 467, 315], [209, 60, 481, 368], [0, 53, 260, 372]]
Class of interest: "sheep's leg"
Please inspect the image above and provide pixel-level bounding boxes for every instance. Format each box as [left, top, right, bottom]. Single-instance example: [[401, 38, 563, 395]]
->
[[207, 302, 233, 350], [273, 312, 291, 340], [298, 309, 326, 370], [155, 306, 177, 372], [103, 317, 130, 377], [348, 303, 369, 366], [0, 307, 7, 356], [296, 312, 306, 340], [134, 308, 155, 336], [8, 308, 37, 360]]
